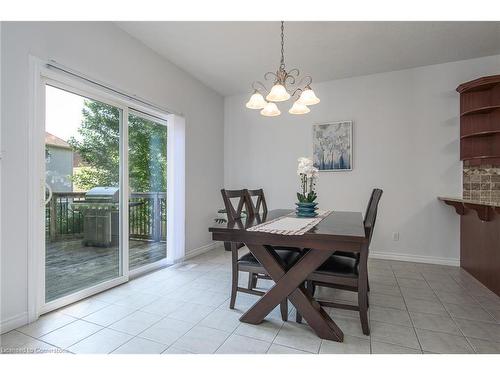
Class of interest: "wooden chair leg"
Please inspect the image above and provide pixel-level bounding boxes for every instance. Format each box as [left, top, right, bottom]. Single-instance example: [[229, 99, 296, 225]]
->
[[358, 281, 370, 335], [295, 310, 303, 323], [310, 282, 316, 296], [358, 245, 370, 335], [280, 300, 288, 321], [247, 272, 255, 289], [307, 280, 315, 295], [251, 273, 258, 289], [229, 243, 238, 309]]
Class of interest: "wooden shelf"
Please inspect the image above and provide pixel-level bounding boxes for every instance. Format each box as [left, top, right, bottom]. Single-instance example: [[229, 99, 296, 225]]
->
[[457, 75, 500, 93], [461, 155, 500, 161], [460, 130, 500, 139], [457, 75, 500, 166], [438, 197, 500, 221], [461, 105, 500, 116]]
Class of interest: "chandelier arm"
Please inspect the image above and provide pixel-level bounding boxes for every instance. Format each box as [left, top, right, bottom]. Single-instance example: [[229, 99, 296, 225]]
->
[[264, 71, 278, 82], [252, 81, 268, 94], [295, 75, 313, 89], [290, 87, 304, 98], [285, 75, 296, 86]]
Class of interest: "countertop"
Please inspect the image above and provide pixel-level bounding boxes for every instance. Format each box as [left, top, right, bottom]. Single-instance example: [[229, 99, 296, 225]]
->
[[438, 196, 500, 208]]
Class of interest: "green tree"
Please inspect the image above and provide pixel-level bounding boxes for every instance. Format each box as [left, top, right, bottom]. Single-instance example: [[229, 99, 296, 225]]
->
[[69, 100, 167, 192]]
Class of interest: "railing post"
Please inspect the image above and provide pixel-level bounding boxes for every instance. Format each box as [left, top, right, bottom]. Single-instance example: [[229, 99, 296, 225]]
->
[[161, 194, 166, 241], [49, 194, 57, 241], [153, 193, 161, 242]]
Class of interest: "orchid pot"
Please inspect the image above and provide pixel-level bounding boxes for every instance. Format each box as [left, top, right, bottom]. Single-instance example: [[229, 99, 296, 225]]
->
[[296, 157, 319, 217]]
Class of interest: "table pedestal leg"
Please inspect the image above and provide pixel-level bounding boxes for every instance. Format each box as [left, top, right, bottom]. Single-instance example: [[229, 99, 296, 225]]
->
[[240, 245, 344, 342]]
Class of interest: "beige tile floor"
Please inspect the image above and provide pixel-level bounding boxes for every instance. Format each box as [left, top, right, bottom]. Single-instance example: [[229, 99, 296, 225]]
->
[[2, 246, 500, 354]]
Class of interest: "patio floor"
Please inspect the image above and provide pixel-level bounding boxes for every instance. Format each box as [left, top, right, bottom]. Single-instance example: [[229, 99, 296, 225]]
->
[[46, 238, 166, 302]]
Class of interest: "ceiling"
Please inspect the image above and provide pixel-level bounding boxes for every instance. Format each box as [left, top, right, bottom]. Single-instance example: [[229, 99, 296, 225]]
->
[[116, 21, 500, 96]]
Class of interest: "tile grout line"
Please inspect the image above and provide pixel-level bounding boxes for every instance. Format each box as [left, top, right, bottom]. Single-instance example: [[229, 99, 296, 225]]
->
[[420, 268, 477, 353], [158, 295, 234, 353], [115, 261, 229, 354], [202, 298, 243, 354], [455, 277, 500, 323], [390, 264, 424, 354], [211, 279, 295, 353], [23, 259, 217, 353], [57, 304, 148, 352], [23, 291, 147, 352], [125, 264, 234, 354], [369, 265, 422, 353]]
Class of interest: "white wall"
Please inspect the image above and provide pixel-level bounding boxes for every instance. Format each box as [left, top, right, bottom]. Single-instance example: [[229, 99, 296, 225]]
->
[[224, 54, 500, 265], [0, 22, 224, 330]]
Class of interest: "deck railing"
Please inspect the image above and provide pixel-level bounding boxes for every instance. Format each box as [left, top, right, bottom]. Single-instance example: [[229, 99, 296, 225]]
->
[[45, 191, 167, 242], [129, 192, 167, 242]]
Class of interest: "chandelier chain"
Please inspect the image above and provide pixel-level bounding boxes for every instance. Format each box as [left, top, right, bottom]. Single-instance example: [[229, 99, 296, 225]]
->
[[280, 21, 285, 71]]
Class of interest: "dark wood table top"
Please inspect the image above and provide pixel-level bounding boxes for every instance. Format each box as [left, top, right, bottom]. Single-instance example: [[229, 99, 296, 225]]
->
[[209, 209, 367, 252]]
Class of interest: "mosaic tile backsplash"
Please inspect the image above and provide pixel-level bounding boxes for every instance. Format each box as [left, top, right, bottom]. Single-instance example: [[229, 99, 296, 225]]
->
[[463, 166, 500, 202]]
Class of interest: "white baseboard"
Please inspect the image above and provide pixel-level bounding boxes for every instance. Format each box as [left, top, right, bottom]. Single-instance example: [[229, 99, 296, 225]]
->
[[178, 242, 220, 263], [370, 251, 460, 267], [0, 312, 28, 334], [179, 244, 461, 267]]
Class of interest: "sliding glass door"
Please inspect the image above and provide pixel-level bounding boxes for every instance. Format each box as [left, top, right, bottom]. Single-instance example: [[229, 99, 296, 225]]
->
[[128, 111, 168, 269], [42, 77, 170, 310], [44, 84, 124, 302]]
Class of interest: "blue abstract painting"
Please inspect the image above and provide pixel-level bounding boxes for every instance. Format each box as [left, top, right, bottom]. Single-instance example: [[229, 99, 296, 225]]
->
[[313, 121, 353, 171]]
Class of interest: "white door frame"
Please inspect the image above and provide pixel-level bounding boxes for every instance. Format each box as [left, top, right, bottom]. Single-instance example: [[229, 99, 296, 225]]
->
[[27, 57, 181, 321]]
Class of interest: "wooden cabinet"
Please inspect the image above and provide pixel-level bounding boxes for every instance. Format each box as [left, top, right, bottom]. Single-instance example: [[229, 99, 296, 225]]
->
[[439, 197, 500, 296], [457, 75, 500, 166]]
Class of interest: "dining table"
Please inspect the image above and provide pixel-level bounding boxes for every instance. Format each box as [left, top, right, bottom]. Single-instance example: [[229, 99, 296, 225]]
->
[[209, 209, 368, 342]]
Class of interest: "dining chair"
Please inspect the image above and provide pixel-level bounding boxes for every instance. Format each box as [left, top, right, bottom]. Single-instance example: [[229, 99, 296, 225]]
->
[[295, 188, 383, 335], [221, 189, 249, 252], [246, 188, 268, 217], [245, 188, 305, 291], [220, 188, 301, 320]]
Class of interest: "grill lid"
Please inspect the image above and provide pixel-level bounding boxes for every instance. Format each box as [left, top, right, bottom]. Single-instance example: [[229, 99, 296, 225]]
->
[[85, 187, 119, 202]]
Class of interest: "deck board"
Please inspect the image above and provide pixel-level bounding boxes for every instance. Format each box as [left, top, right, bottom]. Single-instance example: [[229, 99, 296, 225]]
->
[[45, 238, 166, 301]]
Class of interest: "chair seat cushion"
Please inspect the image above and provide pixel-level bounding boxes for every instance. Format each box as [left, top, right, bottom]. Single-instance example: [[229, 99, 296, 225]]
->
[[333, 251, 359, 260], [238, 250, 302, 270], [313, 254, 358, 278]]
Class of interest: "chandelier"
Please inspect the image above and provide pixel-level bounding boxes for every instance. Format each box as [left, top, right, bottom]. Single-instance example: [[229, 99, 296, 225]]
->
[[246, 21, 320, 117]]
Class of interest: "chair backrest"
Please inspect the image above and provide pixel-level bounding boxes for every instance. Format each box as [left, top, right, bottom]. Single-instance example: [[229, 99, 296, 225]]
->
[[246, 189, 268, 216], [363, 188, 383, 246], [220, 189, 251, 222]]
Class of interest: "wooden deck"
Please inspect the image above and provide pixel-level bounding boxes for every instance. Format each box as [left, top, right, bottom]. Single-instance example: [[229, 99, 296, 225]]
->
[[45, 238, 166, 302]]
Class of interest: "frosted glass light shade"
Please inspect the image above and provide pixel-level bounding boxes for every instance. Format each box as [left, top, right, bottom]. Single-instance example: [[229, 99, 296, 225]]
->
[[260, 102, 281, 117], [297, 88, 320, 105], [266, 84, 290, 102], [289, 101, 310, 115], [245, 92, 267, 109]]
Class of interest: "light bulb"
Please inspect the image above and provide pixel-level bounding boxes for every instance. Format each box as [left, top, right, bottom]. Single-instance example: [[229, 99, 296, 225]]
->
[[266, 84, 290, 102], [260, 102, 281, 117]]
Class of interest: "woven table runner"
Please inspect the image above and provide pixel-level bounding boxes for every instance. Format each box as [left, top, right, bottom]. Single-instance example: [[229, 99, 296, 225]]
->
[[247, 210, 332, 235]]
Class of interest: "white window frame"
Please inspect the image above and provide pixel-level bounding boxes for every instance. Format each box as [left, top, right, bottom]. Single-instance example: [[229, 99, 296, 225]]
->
[[28, 57, 185, 321]]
